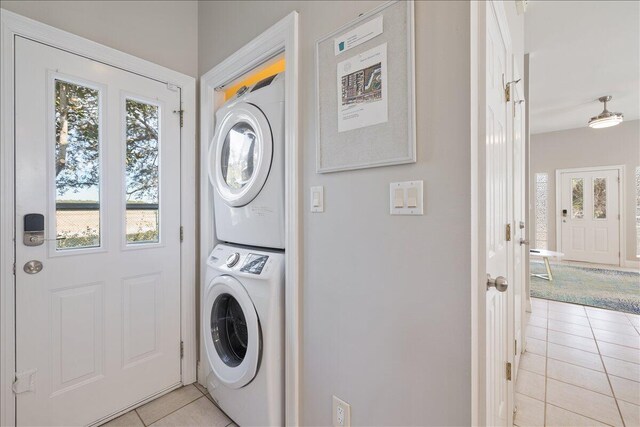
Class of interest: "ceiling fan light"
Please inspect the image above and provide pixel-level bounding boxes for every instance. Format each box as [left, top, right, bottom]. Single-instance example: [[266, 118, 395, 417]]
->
[[588, 113, 624, 129], [588, 96, 624, 129]]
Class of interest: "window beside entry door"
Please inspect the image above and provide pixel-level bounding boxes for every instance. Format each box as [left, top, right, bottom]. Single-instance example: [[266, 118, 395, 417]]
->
[[54, 79, 102, 250], [636, 166, 640, 256], [535, 172, 548, 249], [125, 98, 160, 244]]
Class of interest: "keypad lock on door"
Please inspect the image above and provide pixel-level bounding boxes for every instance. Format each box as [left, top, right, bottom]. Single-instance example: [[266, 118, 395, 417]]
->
[[23, 213, 45, 246]]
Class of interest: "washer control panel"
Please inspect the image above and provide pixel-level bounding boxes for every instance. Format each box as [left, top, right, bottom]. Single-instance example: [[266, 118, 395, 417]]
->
[[240, 254, 269, 275], [207, 244, 282, 278]]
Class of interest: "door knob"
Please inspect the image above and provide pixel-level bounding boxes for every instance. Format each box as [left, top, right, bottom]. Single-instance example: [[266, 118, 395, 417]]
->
[[23, 260, 43, 274], [519, 238, 529, 246], [487, 274, 508, 292]]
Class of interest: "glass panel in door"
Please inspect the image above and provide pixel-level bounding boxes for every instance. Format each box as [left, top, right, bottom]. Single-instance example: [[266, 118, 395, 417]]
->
[[593, 177, 607, 219], [125, 99, 160, 244], [54, 80, 101, 250], [571, 178, 584, 219]]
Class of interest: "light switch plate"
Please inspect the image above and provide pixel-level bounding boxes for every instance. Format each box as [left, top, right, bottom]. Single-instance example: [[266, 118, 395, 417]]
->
[[390, 180, 424, 215], [310, 186, 324, 213]]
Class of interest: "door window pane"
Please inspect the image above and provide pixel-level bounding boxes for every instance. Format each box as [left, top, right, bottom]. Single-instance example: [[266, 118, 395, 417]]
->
[[125, 99, 159, 244], [593, 177, 607, 219], [571, 178, 584, 219], [220, 122, 258, 190], [55, 80, 101, 250]]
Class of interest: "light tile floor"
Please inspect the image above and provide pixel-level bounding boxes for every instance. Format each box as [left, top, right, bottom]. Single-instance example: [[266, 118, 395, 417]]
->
[[101, 383, 237, 427], [516, 297, 640, 427]]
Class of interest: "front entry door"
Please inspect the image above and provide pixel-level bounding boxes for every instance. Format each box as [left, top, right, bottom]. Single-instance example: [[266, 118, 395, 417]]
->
[[15, 37, 182, 426], [485, 2, 512, 426], [560, 168, 620, 265]]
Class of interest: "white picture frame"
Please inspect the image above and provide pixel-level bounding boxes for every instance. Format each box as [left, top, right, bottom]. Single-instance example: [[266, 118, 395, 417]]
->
[[315, 0, 416, 173]]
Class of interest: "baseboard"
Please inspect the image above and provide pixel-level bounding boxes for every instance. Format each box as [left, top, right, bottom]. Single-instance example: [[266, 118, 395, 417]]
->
[[622, 259, 640, 269]]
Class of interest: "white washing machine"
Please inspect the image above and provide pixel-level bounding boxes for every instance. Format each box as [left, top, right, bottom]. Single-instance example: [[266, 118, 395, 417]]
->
[[203, 244, 284, 426], [209, 73, 285, 250]]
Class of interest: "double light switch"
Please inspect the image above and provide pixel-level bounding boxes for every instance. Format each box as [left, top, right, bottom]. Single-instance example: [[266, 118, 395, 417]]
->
[[390, 180, 424, 215]]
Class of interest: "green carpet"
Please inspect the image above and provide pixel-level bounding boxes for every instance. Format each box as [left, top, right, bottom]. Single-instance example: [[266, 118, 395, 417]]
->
[[530, 262, 640, 314]]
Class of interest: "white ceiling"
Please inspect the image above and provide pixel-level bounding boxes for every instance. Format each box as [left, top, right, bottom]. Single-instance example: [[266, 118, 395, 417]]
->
[[525, 1, 639, 134]]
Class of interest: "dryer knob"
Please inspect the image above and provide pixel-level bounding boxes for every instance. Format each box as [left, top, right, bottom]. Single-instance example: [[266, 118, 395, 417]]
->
[[226, 252, 240, 268]]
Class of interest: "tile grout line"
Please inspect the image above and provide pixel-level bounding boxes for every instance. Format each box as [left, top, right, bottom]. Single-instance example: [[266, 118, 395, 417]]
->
[[134, 409, 147, 427], [543, 301, 549, 426], [585, 309, 627, 427], [138, 389, 204, 427], [545, 402, 617, 427], [547, 316, 639, 337]]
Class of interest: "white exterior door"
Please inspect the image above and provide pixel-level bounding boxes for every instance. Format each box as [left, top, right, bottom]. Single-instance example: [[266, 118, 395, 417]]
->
[[485, 2, 512, 426], [560, 169, 620, 265], [14, 37, 182, 426]]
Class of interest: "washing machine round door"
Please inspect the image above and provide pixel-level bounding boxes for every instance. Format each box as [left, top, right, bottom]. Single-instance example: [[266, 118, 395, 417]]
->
[[209, 102, 273, 207], [204, 275, 261, 389]]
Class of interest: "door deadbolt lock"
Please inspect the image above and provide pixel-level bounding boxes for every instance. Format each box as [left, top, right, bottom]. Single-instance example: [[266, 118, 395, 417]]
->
[[23, 214, 44, 246], [487, 274, 508, 292], [23, 260, 43, 274]]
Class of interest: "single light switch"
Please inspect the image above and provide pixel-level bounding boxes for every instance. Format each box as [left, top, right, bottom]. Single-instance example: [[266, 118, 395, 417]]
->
[[394, 188, 405, 208], [390, 180, 424, 215], [310, 186, 324, 213], [407, 187, 418, 208]]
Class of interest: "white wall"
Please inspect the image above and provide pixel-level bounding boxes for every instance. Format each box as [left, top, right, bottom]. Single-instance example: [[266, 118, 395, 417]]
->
[[0, 1, 198, 77], [199, 2, 472, 425], [530, 120, 640, 263]]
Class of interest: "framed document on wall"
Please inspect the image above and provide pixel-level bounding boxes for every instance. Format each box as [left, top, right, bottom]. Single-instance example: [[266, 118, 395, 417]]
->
[[315, 0, 416, 173]]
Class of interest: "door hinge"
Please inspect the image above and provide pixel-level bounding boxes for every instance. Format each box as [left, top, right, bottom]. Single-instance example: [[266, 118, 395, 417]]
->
[[13, 262, 16, 275], [180, 341, 184, 359], [506, 362, 512, 381], [173, 109, 184, 128], [515, 339, 518, 355], [180, 226, 184, 242], [504, 78, 521, 102], [506, 224, 512, 242]]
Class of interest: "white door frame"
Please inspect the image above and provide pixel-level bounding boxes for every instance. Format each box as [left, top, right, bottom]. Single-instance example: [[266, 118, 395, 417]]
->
[[471, 1, 516, 425], [555, 164, 626, 266], [198, 12, 300, 426], [0, 10, 197, 426]]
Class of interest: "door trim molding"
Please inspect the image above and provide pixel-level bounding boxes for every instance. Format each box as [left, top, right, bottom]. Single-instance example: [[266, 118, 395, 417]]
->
[[0, 9, 197, 426], [555, 165, 625, 267], [198, 12, 300, 426]]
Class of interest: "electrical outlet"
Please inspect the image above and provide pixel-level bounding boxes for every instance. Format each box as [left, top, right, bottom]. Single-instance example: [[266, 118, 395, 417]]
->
[[332, 395, 351, 427]]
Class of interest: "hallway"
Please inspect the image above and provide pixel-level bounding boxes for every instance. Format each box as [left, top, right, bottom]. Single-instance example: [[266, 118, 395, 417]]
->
[[515, 298, 639, 426]]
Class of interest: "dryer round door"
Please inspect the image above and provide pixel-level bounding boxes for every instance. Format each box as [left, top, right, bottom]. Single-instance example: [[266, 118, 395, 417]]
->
[[209, 102, 273, 207], [204, 275, 261, 389]]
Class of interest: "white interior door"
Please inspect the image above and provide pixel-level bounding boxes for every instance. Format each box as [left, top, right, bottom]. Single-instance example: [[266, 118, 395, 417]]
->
[[560, 169, 620, 265], [485, 2, 512, 426], [15, 37, 182, 426]]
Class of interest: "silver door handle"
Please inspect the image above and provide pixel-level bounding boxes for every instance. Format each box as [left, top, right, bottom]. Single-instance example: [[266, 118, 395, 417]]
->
[[487, 274, 508, 292], [519, 239, 529, 246], [23, 260, 43, 274]]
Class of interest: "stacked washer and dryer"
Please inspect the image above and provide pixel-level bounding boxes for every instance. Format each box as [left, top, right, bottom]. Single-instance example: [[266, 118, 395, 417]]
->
[[204, 73, 286, 426]]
